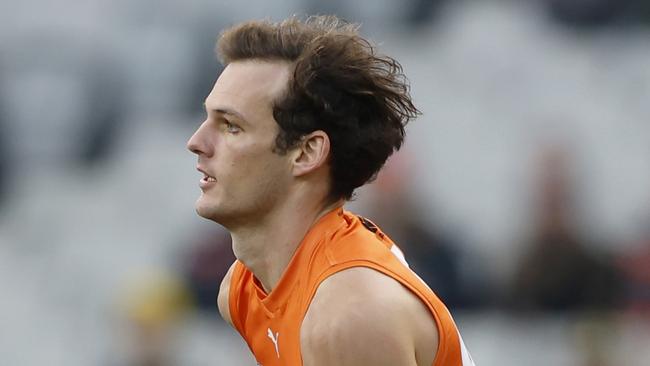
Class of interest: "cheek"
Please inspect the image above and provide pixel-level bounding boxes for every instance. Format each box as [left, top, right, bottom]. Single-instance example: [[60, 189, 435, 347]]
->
[[244, 151, 289, 186], [220, 135, 287, 183], [223, 142, 272, 179], [215, 139, 250, 169]]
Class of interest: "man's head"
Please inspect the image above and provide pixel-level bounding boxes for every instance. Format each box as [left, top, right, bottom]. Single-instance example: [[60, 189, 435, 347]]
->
[[187, 15, 418, 224]]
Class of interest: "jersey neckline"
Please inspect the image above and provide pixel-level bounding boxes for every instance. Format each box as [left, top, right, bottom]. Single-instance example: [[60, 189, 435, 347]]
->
[[252, 205, 346, 313]]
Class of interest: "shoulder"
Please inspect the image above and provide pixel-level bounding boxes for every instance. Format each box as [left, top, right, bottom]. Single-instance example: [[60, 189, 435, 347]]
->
[[217, 261, 238, 327], [300, 267, 438, 366]]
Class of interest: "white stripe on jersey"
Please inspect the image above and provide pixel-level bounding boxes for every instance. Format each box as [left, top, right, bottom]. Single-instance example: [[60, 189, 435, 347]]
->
[[390, 244, 410, 268], [458, 332, 476, 366], [390, 243, 477, 365]]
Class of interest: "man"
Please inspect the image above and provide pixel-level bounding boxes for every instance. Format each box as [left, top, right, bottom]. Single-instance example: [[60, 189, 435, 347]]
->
[[187, 15, 474, 366]]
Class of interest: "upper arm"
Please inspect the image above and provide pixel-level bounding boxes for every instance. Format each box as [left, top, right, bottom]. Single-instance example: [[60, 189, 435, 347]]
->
[[300, 267, 439, 366], [217, 261, 238, 327]]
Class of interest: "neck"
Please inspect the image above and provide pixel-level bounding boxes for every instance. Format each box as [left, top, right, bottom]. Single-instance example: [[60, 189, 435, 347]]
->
[[229, 195, 343, 293]]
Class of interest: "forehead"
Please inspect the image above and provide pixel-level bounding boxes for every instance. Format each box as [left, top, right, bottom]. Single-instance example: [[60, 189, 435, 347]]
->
[[206, 60, 292, 114]]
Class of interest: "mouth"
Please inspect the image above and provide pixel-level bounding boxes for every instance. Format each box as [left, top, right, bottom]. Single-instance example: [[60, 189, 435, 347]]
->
[[201, 174, 217, 183], [197, 167, 217, 186]]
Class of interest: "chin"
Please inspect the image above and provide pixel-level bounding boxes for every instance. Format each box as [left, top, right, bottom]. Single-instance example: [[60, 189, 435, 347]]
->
[[195, 197, 233, 225], [195, 205, 213, 220], [195, 196, 219, 219]]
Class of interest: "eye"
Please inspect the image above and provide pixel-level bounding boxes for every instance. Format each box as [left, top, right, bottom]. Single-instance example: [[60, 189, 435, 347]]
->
[[224, 121, 241, 134]]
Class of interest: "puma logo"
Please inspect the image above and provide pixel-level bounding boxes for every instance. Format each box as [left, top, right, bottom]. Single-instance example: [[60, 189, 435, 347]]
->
[[267, 328, 280, 358]]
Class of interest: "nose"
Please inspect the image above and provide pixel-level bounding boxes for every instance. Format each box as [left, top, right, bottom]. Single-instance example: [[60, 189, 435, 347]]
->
[[187, 121, 212, 156]]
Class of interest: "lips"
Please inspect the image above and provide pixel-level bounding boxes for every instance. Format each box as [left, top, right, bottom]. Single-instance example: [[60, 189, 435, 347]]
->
[[197, 166, 217, 186]]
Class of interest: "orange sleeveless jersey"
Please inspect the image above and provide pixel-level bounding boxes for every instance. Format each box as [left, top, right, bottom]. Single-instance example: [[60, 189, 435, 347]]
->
[[228, 207, 475, 366]]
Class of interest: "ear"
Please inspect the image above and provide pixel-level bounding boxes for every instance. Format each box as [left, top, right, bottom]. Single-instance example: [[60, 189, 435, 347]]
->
[[292, 130, 330, 177]]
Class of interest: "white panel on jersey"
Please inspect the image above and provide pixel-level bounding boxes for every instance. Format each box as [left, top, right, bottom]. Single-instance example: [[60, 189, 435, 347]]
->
[[389, 243, 410, 268], [458, 331, 476, 366]]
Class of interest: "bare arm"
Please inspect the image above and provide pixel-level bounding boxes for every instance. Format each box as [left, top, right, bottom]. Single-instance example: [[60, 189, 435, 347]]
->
[[217, 261, 238, 327], [300, 267, 439, 366]]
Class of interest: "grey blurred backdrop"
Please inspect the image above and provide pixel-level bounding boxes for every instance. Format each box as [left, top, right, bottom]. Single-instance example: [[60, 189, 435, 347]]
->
[[1, 0, 650, 365]]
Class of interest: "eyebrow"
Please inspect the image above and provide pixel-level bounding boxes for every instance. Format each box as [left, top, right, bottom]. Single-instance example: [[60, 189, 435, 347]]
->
[[203, 103, 247, 122]]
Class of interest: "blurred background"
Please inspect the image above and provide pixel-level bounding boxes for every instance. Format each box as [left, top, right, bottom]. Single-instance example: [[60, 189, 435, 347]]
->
[[1, 0, 649, 364]]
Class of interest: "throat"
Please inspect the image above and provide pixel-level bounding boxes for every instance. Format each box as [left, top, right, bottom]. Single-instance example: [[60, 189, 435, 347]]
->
[[233, 236, 298, 294], [230, 200, 345, 295]]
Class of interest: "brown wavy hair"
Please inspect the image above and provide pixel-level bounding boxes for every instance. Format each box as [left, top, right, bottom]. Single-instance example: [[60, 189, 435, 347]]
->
[[217, 15, 419, 200]]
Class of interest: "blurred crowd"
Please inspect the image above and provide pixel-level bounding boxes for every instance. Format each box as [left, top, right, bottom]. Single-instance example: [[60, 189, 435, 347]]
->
[[1, 0, 649, 365]]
